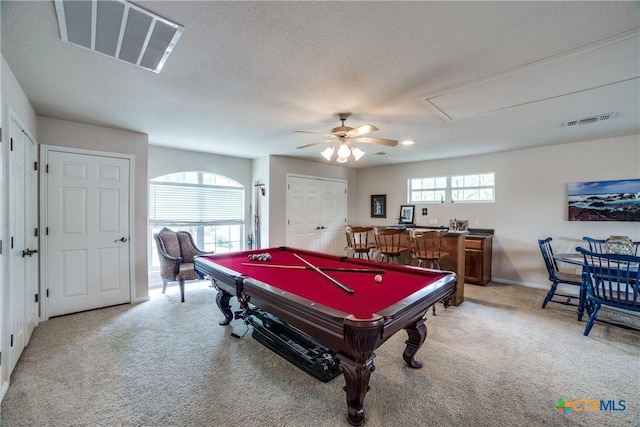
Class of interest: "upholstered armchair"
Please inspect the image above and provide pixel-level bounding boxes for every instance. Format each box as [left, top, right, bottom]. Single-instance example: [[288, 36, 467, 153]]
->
[[153, 227, 213, 302]]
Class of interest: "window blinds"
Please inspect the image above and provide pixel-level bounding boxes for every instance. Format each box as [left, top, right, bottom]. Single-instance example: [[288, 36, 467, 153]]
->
[[149, 182, 244, 225]]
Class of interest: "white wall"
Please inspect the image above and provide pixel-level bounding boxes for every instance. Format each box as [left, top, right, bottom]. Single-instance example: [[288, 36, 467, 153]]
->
[[267, 155, 357, 247], [148, 145, 252, 183], [148, 145, 253, 247], [355, 135, 640, 289], [37, 116, 150, 302]]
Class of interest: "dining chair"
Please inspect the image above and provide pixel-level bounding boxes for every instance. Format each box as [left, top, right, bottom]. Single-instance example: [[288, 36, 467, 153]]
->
[[576, 247, 640, 336], [373, 227, 409, 264], [538, 237, 584, 312], [582, 236, 606, 253], [345, 226, 376, 259]]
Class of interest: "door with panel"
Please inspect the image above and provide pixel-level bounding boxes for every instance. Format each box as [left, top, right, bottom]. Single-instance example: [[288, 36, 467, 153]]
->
[[44, 149, 132, 317], [286, 176, 346, 255], [287, 176, 321, 251], [318, 179, 347, 255], [7, 117, 39, 373]]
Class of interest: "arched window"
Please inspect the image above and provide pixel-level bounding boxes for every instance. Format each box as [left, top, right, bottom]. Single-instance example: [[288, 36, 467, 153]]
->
[[148, 171, 245, 270]]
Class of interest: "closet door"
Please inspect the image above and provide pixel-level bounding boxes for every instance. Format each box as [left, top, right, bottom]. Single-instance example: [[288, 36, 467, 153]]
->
[[318, 179, 347, 255], [7, 117, 39, 374], [286, 175, 346, 255], [44, 149, 132, 318]]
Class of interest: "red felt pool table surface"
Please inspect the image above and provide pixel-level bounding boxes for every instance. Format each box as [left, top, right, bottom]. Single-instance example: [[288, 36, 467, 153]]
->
[[196, 247, 452, 319]]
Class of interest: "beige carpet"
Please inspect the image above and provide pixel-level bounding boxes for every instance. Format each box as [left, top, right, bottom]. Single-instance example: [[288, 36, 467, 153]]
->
[[1, 281, 639, 427]]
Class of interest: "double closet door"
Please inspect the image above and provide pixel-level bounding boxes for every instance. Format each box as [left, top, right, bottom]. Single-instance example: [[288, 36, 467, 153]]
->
[[286, 175, 346, 255]]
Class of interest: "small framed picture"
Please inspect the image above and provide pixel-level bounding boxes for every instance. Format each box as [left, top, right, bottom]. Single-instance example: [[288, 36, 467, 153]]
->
[[399, 205, 415, 224], [371, 194, 386, 218]]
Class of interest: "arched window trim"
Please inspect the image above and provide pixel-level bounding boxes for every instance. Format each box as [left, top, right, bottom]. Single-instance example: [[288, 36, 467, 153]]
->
[[149, 171, 245, 226]]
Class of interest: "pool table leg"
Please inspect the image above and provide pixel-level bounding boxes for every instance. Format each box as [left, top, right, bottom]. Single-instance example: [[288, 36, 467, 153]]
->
[[211, 281, 234, 325], [338, 317, 384, 426], [402, 318, 427, 369]]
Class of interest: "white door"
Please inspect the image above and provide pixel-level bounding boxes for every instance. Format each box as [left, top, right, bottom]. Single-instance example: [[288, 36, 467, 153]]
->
[[24, 129, 39, 338], [7, 118, 39, 373], [45, 150, 131, 317], [287, 177, 321, 251], [319, 180, 347, 254], [286, 176, 346, 255]]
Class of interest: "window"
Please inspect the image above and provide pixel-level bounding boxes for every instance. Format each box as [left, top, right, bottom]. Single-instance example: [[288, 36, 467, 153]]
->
[[410, 176, 447, 203], [408, 173, 495, 203], [451, 173, 495, 202], [149, 171, 245, 269]]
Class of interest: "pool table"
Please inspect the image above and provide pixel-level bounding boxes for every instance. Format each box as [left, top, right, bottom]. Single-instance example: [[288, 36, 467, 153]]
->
[[194, 246, 457, 426]]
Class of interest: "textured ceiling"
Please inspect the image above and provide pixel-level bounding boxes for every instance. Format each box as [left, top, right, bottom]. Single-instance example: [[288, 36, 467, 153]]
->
[[2, 1, 639, 168]]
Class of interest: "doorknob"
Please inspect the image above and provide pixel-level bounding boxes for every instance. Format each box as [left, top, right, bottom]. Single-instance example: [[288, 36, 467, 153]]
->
[[22, 248, 39, 257], [114, 237, 128, 242]]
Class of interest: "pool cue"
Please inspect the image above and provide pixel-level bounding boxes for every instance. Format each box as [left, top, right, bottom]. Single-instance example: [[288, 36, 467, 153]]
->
[[293, 253, 355, 295], [240, 262, 385, 274]]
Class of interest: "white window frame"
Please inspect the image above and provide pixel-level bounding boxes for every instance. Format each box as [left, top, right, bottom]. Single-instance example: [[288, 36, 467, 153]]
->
[[408, 172, 495, 204], [148, 171, 245, 271]]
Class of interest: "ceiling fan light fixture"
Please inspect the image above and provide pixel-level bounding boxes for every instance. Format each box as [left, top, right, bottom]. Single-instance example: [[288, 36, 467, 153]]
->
[[337, 143, 351, 159], [321, 146, 335, 161], [352, 147, 365, 161], [338, 143, 351, 159], [296, 113, 398, 164]]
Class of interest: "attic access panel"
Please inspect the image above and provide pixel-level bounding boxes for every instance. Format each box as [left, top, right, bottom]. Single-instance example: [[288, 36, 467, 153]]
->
[[54, 0, 184, 73]]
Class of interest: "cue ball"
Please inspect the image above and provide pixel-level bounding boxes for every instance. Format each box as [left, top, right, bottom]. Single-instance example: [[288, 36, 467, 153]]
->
[[374, 274, 383, 283]]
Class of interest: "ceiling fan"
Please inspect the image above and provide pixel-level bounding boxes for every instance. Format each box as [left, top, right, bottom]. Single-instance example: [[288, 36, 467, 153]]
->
[[295, 113, 398, 163]]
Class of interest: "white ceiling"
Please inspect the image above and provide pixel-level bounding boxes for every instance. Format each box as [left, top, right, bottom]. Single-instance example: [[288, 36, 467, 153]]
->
[[2, 1, 639, 168]]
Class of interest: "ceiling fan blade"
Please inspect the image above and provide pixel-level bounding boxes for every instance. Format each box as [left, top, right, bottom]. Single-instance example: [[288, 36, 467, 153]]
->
[[296, 140, 334, 149], [294, 130, 333, 137], [346, 124, 378, 138], [355, 136, 399, 147]]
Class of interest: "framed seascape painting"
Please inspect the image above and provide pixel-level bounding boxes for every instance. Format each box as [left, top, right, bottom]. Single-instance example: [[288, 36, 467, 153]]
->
[[371, 194, 386, 218], [568, 178, 640, 222]]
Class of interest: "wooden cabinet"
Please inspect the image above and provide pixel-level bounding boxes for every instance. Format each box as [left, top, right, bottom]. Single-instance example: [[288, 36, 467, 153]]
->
[[465, 235, 493, 285], [439, 232, 466, 306]]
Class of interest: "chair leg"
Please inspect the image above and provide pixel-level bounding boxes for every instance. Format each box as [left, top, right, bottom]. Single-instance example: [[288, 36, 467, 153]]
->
[[179, 279, 185, 303], [162, 280, 168, 294], [542, 281, 558, 308], [577, 285, 587, 321], [583, 303, 601, 336]]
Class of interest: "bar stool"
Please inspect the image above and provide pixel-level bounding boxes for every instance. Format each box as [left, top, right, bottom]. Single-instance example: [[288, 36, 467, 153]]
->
[[345, 226, 376, 259], [373, 227, 409, 264], [409, 229, 450, 315], [409, 229, 448, 269]]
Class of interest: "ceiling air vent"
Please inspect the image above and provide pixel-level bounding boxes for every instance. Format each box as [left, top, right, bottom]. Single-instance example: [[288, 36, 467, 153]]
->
[[564, 113, 617, 127], [54, 0, 184, 73]]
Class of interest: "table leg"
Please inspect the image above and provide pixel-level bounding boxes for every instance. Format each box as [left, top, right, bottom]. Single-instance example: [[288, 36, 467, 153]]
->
[[403, 318, 427, 368], [212, 280, 234, 325], [336, 354, 375, 426], [338, 317, 384, 426]]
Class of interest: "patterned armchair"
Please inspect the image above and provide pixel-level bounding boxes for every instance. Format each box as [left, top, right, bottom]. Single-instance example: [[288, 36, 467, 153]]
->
[[153, 227, 213, 302]]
